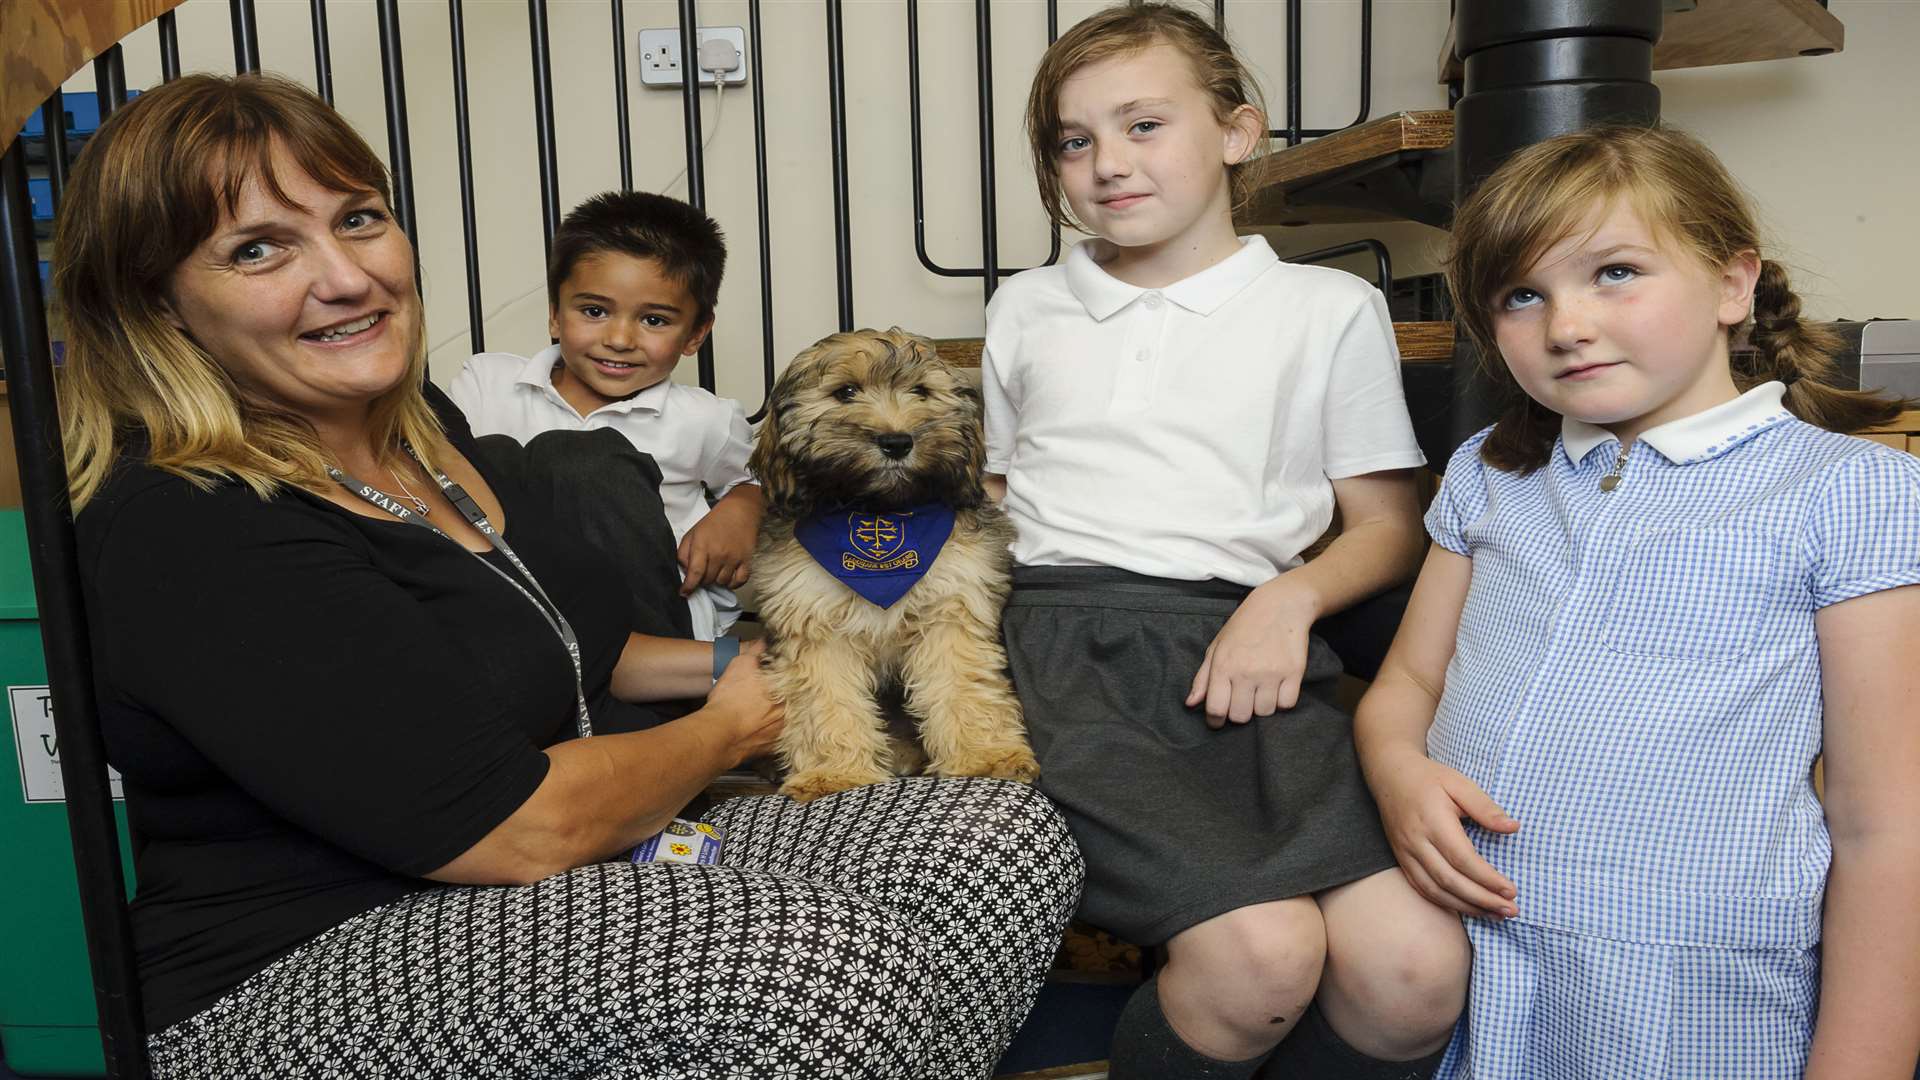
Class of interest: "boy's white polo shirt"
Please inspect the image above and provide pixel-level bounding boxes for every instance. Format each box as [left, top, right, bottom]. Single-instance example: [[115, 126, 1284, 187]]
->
[[447, 345, 753, 638], [983, 236, 1425, 586]]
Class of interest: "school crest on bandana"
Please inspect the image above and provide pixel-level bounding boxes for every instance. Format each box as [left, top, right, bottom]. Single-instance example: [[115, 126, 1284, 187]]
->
[[793, 503, 956, 608]]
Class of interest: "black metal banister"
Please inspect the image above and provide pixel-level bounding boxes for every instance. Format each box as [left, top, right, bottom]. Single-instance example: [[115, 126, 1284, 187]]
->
[[310, 0, 334, 105], [825, 0, 853, 332], [527, 0, 560, 257], [1286, 238, 1392, 296], [905, 0, 1060, 283], [0, 140, 152, 1080], [612, 1, 633, 192], [94, 48, 128, 123], [231, 0, 262, 75], [747, 0, 776, 422], [373, 0, 416, 243], [39, 91, 69, 208], [449, 0, 484, 351], [158, 12, 182, 84], [674, 0, 716, 389], [974, 0, 999, 302]]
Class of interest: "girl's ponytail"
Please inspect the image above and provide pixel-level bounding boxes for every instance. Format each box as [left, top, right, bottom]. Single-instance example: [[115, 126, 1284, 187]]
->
[[1743, 259, 1907, 434]]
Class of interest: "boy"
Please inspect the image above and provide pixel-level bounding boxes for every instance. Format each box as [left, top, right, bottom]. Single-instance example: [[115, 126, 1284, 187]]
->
[[450, 191, 760, 641]]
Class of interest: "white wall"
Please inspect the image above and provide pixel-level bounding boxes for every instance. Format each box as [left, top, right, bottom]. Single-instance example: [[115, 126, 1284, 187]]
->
[[61, 0, 1918, 409]]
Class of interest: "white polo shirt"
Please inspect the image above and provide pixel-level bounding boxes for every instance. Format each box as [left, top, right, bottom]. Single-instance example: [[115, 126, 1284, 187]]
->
[[982, 236, 1425, 585], [447, 345, 753, 639]]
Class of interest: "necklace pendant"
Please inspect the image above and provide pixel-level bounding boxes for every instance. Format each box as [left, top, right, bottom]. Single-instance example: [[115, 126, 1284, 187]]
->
[[1599, 474, 1621, 492]]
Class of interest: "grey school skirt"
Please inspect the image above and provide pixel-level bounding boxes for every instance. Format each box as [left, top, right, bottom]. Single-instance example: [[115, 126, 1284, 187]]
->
[[1003, 566, 1396, 946]]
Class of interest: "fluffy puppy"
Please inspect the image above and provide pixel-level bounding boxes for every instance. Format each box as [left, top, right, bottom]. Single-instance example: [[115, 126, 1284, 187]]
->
[[749, 327, 1039, 802]]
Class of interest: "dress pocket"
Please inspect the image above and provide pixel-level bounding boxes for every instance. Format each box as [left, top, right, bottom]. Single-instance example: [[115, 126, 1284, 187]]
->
[[1602, 525, 1775, 661]]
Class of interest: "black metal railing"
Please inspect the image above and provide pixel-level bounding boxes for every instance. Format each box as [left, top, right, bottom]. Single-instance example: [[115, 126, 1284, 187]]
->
[[0, 5, 1381, 1076]]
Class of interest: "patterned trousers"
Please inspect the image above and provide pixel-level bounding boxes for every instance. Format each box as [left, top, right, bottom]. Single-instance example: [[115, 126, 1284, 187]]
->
[[146, 778, 1083, 1079]]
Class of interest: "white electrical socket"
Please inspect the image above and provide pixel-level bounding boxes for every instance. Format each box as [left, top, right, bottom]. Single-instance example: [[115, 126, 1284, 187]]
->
[[638, 26, 749, 88]]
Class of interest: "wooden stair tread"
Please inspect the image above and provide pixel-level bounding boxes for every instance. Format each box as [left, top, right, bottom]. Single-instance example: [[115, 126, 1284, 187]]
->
[[1437, 0, 1844, 82], [1255, 111, 1454, 190], [935, 322, 1455, 370], [1238, 110, 1453, 228]]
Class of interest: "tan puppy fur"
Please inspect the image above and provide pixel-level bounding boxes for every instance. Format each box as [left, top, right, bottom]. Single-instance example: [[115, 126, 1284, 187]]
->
[[749, 328, 1040, 802]]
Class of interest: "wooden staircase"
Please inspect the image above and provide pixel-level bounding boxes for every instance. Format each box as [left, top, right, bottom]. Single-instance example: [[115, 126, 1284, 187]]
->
[[1437, 0, 1844, 82], [1241, 0, 1844, 232]]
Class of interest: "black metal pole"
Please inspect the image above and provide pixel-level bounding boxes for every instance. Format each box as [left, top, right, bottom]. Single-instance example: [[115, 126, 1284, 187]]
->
[[528, 0, 560, 258], [1, 140, 152, 1080], [613, 0, 633, 192], [230, 0, 262, 74], [311, 0, 335, 105], [374, 0, 416, 243], [157, 12, 182, 82], [974, 0, 998, 303], [906, 0, 1059, 280], [1447, 0, 1663, 446], [825, 0, 853, 331], [1285, 0, 1302, 145], [1215, 0, 1225, 31], [747, 0, 776, 423], [1271, 0, 1374, 139], [1353, 0, 1372, 130], [94, 47, 127, 122], [1285, 239, 1392, 296], [675, 0, 714, 389], [40, 92, 69, 209], [676, 0, 706, 209], [449, 0, 484, 352]]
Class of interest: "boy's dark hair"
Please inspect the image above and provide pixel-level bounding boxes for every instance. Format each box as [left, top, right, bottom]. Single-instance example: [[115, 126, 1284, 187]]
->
[[547, 190, 727, 324]]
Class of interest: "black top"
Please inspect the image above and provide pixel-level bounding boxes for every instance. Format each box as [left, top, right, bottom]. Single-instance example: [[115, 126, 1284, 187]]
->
[[76, 390, 633, 1032]]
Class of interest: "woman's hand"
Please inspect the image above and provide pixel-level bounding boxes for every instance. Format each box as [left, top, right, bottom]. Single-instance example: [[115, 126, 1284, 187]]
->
[[1367, 742, 1518, 920], [1186, 574, 1316, 726], [704, 639, 784, 765]]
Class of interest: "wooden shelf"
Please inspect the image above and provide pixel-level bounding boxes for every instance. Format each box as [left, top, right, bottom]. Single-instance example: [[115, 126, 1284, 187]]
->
[[1437, 0, 1844, 83], [1863, 410, 1920, 458], [934, 322, 1455, 372], [1239, 110, 1454, 229]]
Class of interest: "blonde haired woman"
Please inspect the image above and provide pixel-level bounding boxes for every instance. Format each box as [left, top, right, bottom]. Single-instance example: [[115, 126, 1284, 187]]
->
[[58, 72, 1080, 1078]]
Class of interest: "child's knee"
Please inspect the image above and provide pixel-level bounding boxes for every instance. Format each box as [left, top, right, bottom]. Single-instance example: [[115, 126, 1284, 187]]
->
[[1164, 900, 1328, 1031], [1319, 895, 1469, 1055]]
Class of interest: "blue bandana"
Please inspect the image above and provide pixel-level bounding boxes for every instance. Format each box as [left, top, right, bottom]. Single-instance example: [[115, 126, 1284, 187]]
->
[[793, 503, 956, 608]]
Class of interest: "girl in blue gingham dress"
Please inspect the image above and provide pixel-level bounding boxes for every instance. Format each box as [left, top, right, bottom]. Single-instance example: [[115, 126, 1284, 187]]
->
[[1355, 125, 1920, 1079]]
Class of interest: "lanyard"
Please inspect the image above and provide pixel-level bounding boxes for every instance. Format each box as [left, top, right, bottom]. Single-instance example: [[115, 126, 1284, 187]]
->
[[329, 444, 594, 740]]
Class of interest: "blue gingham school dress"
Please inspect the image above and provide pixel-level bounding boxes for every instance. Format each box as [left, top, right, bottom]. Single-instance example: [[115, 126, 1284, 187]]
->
[[1424, 384, 1920, 1079]]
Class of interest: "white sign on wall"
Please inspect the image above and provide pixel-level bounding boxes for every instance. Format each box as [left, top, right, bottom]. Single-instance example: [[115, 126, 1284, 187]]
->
[[10, 684, 124, 803]]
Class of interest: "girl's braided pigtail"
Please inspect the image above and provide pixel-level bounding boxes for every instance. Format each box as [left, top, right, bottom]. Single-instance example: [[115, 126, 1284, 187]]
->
[[1745, 260, 1906, 434]]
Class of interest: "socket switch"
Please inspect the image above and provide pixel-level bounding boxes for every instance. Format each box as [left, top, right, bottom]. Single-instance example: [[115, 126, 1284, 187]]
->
[[638, 26, 749, 89]]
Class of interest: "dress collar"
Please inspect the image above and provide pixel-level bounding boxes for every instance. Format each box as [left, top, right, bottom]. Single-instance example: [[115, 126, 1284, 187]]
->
[[1063, 235, 1279, 321], [517, 343, 670, 417], [1560, 382, 1793, 466]]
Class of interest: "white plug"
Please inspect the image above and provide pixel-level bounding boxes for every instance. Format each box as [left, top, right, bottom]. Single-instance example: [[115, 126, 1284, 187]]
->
[[699, 37, 741, 74]]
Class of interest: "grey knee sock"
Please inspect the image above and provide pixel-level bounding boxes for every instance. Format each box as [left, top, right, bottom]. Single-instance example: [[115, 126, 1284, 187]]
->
[[1107, 975, 1273, 1080], [1261, 1002, 1448, 1080]]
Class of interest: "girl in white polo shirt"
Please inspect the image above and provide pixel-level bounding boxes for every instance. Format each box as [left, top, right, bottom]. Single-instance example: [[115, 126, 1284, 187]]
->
[[983, 6, 1461, 1078], [1358, 126, 1920, 1078]]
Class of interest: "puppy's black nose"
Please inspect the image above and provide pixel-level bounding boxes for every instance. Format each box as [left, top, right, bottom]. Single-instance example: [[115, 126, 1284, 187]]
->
[[874, 433, 914, 459]]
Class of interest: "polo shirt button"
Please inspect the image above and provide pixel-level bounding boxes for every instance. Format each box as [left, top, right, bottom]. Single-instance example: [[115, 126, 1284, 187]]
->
[[1135, 349, 1149, 363], [1143, 293, 1163, 310]]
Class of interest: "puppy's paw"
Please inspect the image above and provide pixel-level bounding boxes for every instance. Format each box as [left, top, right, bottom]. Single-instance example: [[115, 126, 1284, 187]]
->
[[780, 766, 893, 803], [933, 744, 1041, 784]]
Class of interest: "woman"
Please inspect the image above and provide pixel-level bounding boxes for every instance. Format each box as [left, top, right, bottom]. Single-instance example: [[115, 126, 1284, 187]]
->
[[55, 72, 1081, 1079]]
